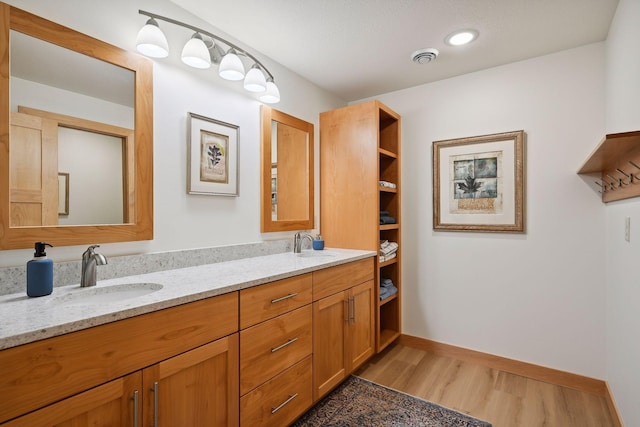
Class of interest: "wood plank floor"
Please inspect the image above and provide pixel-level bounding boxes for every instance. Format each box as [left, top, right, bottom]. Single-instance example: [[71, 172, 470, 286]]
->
[[355, 344, 616, 427]]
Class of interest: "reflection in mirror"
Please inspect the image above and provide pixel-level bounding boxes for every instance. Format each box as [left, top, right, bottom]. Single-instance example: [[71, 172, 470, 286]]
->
[[10, 31, 134, 226], [261, 106, 314, 232], [0, 2, 153, 249], [12, 106, 135, 226], [271, 120, 310, 221], [57, 173, 69, 216]]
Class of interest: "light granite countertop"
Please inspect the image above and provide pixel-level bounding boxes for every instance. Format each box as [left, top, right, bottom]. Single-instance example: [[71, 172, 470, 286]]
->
[[0, 248, 375, 351]]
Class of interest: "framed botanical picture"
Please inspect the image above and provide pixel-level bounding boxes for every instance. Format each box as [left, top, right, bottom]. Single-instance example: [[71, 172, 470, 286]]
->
[[433, 130, 525, 232], [187, 113, 239, 196]]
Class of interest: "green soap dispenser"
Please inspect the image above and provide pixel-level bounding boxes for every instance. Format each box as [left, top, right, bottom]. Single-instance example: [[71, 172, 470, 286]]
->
[[26, 242, 54, 297]]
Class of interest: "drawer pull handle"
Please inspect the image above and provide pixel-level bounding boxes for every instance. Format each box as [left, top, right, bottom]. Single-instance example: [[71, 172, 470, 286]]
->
[[271, 337, 298, 353], [271, 393, 299, 414], [271, 293, 298, 304]]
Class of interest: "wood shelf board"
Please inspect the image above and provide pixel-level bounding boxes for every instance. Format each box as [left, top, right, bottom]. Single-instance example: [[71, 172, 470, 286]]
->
[[379, 224, 399, 231], [378, 329, 400, 351], [578, 131, 640, 174], [378, 148, 397, 159], [378, 258, 398, 268], [379, 293, 398, 307], [379, 187, 398, 193]]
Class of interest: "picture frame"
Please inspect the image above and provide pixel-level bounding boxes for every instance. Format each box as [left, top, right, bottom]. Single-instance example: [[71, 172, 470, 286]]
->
[[433, 130, 525, 233], [58, 172, 69, 216], [187, 112, 239, 196]]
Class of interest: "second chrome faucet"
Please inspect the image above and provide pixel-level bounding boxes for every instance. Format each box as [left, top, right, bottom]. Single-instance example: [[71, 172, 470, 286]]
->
[[293, 232, 313, 253]]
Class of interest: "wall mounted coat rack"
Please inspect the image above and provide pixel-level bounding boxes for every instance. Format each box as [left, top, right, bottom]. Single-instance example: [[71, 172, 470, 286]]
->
[[578, 131, 640, 203]]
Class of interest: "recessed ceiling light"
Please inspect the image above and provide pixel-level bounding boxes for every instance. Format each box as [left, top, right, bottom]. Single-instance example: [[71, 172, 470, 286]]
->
[[445, 29, 479, 46]]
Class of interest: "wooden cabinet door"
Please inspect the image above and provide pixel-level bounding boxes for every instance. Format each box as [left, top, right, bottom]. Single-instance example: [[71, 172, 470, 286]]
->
[[9, 112, 58, 226], [347, 280, 375, 371], [312, 291, 347, 400], [142, 334, 239, 427], [1, 372, 141, 427]]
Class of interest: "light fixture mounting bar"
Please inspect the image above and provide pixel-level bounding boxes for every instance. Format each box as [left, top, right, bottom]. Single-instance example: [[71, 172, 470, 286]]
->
[[138, 9, 274, 80]]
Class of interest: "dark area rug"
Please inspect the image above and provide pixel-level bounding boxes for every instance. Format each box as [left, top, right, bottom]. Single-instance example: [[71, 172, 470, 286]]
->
[[291, 376, 492, 427]]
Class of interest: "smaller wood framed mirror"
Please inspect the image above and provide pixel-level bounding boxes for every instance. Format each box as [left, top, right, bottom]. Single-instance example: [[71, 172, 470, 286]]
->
[[260, 106, 314, 232]]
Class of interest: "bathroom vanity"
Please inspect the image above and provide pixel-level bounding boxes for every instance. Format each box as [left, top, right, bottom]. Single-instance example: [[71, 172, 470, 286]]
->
[[0, 249, 375, 426]]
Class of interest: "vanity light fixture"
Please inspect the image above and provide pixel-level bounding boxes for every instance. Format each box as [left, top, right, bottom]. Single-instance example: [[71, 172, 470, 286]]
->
[[181, 33, 211, 69], [445, 29, 479, 46], [218, 49, 245, 81], [244, 64, 268, 92], [136, 10, 280, 103], [260, 77, 281, 104], [135, 18, 169, 58]]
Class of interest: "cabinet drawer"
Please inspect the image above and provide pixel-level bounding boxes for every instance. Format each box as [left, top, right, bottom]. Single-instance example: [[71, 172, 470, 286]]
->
[[240, 305, 312, 395], [240, 273, 312, 329], [240, 356, 312, 427], [313, 258, 374, 300]]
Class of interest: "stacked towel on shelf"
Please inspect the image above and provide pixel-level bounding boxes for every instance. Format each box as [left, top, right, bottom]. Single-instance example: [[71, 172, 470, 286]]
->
[[379, 252, 397, 263], [380, 277, 398, 300], [379, 240, 398, 262], [380, 210, 397, 225], [379, 180, 397, 189]]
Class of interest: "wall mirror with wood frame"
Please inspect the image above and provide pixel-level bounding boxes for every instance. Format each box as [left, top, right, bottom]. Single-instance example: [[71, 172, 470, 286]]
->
[[260, 106, 314, 232], [0, 2, 153, 249]]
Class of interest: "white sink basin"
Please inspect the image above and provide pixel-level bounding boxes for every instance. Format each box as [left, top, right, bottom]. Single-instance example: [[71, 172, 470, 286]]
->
[[51, 283, 163, 306], [296, 250, 337, 258]]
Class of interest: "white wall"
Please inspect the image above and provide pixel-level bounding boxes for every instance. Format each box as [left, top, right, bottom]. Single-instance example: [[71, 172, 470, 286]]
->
[[604, 0, 640, 424], [0, 0, 344, 268], [365, 43, 607, 378], [58, 129, 124, 225]]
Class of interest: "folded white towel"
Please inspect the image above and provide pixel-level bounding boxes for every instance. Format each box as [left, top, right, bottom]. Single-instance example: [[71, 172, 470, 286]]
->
[[379, 252, 397, 263], [379, 242, 398, 256]]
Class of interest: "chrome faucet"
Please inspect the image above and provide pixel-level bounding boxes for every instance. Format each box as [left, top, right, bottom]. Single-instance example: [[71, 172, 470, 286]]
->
[[293, 232, 313, 254], [81, 245, 108, 287]]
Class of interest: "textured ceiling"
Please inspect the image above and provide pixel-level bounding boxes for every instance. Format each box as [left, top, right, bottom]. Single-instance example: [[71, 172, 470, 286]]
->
[[170, 0, 619, 102]]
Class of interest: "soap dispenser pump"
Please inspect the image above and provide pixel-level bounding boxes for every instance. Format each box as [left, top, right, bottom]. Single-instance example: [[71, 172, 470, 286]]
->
[[26, 242, 54, 297]]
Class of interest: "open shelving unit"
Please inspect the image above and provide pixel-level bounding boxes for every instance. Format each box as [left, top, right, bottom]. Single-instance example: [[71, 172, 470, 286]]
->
[[320, 100, 402, 353]]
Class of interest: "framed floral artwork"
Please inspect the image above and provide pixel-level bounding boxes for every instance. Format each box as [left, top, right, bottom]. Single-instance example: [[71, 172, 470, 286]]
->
[[187, 113, 239, 196], [433, 130, 525, 232]]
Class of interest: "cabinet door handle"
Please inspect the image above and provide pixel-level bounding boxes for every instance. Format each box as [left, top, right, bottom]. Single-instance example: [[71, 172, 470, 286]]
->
[[132, 390, 139, 427], [271, 337, 298, 353], [271, 393, 299, 414], [344, 299, 350, 323], [152, 381, 159, 427], [271, 292, 298, 304], [350, 296, 356, 323]]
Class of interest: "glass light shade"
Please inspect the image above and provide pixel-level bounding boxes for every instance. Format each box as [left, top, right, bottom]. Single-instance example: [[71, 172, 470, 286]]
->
[[219, 50, 245, 81], [244, 66, 267, 92], [259, 80, 280, 104], [181, 34, 211, 69], [136, 19, 169, 58]]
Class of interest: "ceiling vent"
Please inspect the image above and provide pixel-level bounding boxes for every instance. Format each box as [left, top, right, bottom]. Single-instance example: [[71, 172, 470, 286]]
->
[[411, 48, 439, 64]]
